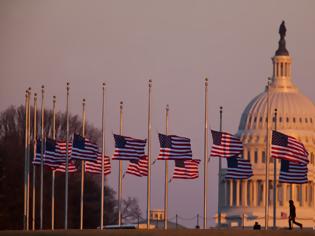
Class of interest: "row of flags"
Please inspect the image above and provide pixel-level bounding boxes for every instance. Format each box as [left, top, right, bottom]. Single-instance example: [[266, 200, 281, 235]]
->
[[33, 129, 309, 183], [213, 129, 309, 183]]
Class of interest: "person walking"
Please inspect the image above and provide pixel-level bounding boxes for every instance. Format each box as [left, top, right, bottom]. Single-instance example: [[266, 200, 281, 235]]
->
[[288, 200, 303, 230]]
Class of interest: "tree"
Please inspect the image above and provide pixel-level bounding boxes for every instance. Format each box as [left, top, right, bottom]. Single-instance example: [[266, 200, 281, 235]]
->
[[121, 197, 142, 224], [0, 105, 137, 229]]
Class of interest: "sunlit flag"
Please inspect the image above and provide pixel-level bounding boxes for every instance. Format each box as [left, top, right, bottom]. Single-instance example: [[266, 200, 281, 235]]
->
[[210, 130, 243, 158], [225, 157, 253, 179], [51, 161, 78, 173], [172, 159, 200, 179], [85, 153, 111, 175], [71, 134, 99, 162], [279, 159, 308, 184], [271, 131, 309, 164], [158, 133, 193, 160], [126, 155, 148, 177], [112, 134, 146, 161]]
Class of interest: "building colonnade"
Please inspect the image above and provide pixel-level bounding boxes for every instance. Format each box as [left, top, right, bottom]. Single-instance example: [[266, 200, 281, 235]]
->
[[222, 179, 315, 209]]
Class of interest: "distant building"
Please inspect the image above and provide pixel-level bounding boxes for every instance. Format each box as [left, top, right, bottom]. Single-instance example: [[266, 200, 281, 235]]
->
[[150, 208, 165, 221], [216, 22, 315, 228], [138, 209, 186, 229]]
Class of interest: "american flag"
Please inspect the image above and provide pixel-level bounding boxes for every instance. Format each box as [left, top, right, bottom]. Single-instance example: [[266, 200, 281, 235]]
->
[[279, 159, 308, 184], [112, 134, 147, 161], [210, 130, 243, 158], [172, 159, 200, 179], [225, 157, 253, 179], [158, 133, 193, 160], [126, 155, 148, 177], [33, 138, 71, 167], [271, 131, 309, 164], [85, 153, 111, 175], [71, 134, 99, 162], [51, 161, 78, 173]]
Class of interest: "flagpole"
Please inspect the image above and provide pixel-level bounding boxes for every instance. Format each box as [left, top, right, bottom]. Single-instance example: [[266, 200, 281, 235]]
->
[[147, 79, 152, 229], [203, 78, 208, 229], [164, 104, 169, 229], [24, 90, 29, 230], [26, 87, 32, 231], [32, 93, 37, 231], [265, 78, 271, 229], [217, 106, 222, 227], [100, 83, 106, 230], [80, 98, 86, 230], [273, 108, 278, 228], [40, 85, 45, 230], [65, 82, 70, 230], [51, 96, 56, 230], [118, 101, 123, 226]]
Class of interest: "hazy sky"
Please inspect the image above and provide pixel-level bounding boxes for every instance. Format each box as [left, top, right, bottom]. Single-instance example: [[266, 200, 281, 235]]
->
[[1, 0, 315, 227]]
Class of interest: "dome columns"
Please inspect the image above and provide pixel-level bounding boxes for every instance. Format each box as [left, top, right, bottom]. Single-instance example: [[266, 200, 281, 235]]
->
[[272, 56, 292, 80]]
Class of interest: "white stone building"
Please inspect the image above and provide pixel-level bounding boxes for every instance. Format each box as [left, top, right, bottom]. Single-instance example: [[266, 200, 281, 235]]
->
[[217, 22, 315, 228]]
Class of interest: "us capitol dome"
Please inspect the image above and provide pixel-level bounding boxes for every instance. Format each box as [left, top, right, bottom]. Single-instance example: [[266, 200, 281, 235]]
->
[[217, 22, 315, 228]]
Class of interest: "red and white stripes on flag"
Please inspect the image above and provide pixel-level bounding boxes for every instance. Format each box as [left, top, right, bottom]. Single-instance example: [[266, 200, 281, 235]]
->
[[158, 133, 193, 160], [71, 134, 99, 162], [126, 156, 148, 177], [51, 161, 78, 173], [85, 153, 111, 175], [172, 159, 201, 179], [271, 131, 309, 164], [225, 157, 253, 179], [33, 138, 72, 167], [279, 159, 308, 184], [210, 130, 243, 158], [112, 134, 147, 161]]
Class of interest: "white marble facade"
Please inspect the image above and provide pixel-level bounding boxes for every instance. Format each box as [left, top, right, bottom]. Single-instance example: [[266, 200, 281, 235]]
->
[[216, 29, 315, 228]]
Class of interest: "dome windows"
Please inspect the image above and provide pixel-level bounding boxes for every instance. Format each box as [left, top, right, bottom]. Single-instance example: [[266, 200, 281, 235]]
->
[[262, 151, 266, 163], [280, 62, 284, 76], [273, 58, 291, 78], [254, 150, 258, 163]]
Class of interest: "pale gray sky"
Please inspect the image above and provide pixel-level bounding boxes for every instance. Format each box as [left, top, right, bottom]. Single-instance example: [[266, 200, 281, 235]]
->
[[1, 0, 315, 227]]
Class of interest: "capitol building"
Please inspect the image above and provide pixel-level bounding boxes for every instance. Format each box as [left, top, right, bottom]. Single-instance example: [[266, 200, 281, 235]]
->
[[217, 22, 315, 228]]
